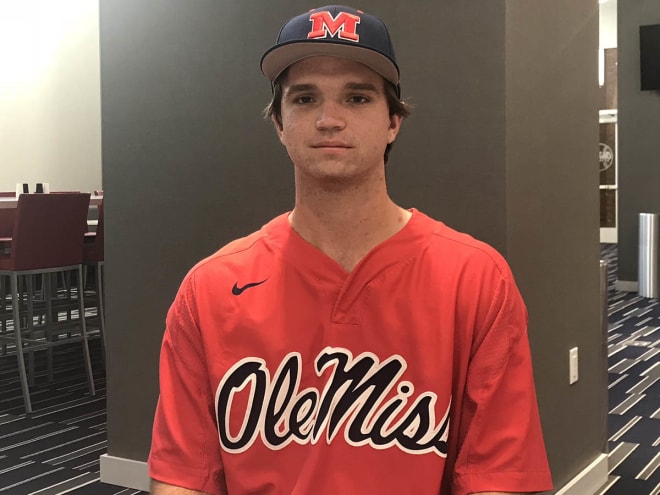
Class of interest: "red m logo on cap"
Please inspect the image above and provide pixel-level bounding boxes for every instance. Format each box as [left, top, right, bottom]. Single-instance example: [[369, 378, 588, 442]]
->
[[308, 11, 360, 42]]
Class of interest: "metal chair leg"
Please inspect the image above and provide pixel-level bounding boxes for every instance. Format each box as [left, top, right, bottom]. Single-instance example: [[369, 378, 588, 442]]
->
[[45, 272, 55, 382], [97, 262, 106, 366], [0, 278, 7, 355], [77, 266, 95, 396], [11, 273, 32, 414], [26, 275, 36, 387]]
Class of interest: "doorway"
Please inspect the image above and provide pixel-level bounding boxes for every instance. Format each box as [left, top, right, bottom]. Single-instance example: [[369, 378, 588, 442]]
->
[[599, 109, 617, 244]]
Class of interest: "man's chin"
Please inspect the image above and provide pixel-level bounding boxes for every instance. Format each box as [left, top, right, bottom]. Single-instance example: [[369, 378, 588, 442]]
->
[[307, 169, 372, 192]]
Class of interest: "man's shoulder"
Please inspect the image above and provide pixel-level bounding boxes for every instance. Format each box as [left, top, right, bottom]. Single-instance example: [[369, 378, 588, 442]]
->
[[428, 217, 503, 257], [416, 212, 510, 276], [188, 213, 287, 277], [216, 229, 269, 258]]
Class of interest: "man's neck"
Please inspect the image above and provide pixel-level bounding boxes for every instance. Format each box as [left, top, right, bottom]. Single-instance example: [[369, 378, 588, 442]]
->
[[289, 177, 412, 272]]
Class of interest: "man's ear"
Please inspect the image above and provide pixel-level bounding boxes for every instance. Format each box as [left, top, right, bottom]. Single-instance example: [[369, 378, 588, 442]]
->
[[387, 114, 402, 144], [272, 115, 285, 144]]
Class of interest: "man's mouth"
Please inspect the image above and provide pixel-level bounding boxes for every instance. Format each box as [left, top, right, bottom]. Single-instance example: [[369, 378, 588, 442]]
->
[[312, 141, 351, 149]]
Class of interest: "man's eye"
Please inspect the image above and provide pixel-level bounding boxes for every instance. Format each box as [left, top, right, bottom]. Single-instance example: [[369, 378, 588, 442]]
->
[[349, 95, 370, 104], [294, 95, 315, 104]]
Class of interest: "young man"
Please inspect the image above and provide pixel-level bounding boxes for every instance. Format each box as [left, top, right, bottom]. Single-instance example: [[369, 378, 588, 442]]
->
[[148, 5, 553, 495]]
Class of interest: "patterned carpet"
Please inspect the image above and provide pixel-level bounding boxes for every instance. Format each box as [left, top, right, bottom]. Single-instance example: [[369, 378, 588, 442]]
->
[[0, 339, 145, 495], [597, 244, 660, 495], [0, 245, 657, 494]]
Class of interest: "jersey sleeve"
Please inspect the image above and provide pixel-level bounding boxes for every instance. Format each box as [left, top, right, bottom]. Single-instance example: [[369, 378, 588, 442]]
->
[[450, 261, 553, 495], [148, 273, 227, 495]]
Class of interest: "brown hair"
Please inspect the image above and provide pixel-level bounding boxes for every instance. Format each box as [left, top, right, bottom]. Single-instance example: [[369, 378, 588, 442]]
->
[[264, 70, 412, 164]]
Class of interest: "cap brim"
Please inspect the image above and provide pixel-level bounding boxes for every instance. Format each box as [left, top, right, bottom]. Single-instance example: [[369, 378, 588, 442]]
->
[[261, 41, 399, 88]]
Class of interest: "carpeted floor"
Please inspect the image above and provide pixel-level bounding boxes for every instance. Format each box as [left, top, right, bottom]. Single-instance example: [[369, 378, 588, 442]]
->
[[0, 245, 657, 494], [597, 244, 660, 495], [0, 337, 145, 495]]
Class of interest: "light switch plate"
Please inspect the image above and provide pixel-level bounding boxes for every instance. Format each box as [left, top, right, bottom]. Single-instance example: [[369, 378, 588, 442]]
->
[[569, 347, 579, 385]]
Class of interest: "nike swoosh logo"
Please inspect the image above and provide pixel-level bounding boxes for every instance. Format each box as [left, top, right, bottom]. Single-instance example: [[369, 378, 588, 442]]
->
[[232, 279, 268, 295]]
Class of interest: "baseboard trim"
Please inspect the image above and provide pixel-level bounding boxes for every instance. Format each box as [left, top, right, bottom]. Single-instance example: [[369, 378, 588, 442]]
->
[[99, 454, 150, 492], [555, 453, 608, 495], [615, 280, 638, 293]]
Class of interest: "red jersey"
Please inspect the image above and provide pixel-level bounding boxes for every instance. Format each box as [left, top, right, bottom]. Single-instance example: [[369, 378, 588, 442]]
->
[[148, 209, 553, 494]]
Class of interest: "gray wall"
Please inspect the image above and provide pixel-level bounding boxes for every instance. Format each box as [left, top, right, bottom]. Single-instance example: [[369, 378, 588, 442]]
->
[[504, 2, 603, 483], [617, 0, 660, 281], [100, 0, 604, 491], [100, 0, 295, 460]]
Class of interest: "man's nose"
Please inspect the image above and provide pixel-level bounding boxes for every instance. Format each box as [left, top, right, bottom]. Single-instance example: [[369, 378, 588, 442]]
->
[[315, 101, 346, 131]]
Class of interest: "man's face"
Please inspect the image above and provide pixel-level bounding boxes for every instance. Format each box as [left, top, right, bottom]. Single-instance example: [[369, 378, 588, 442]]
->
[[275, 56, 402, 186]]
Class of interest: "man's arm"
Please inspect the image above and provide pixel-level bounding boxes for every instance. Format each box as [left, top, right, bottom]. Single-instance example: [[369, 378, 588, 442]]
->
[[148, 277, 227, 494], [150, 479, 212, 495]]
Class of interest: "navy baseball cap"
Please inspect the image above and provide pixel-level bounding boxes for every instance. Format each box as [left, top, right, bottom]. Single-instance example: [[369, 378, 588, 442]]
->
[[261, 5, 400, 96]]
